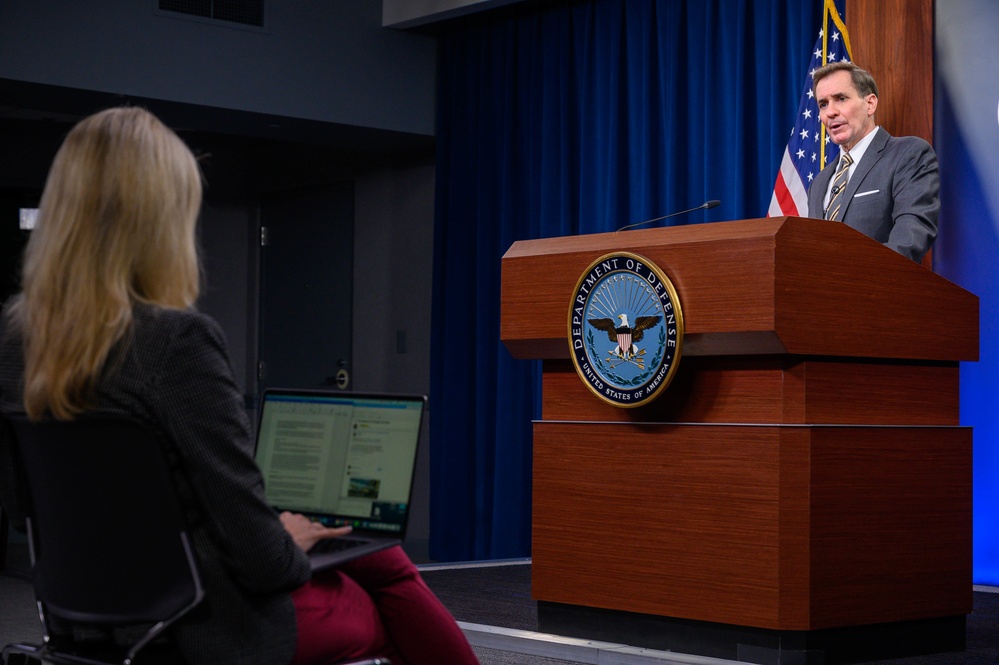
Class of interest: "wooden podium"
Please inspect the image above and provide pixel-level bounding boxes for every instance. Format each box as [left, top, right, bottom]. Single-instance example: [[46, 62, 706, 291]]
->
[[500, 217, 978, 663]]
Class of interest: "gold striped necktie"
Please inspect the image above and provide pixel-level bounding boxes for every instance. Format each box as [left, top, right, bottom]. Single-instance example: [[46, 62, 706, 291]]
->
[[825, 152, 853, 221]]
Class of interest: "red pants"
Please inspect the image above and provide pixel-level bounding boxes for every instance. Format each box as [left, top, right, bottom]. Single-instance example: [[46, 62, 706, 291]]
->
[[291, 547, 479, 665]]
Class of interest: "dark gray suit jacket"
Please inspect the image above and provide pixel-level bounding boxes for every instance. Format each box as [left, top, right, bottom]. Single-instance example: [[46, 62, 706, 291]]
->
[[0, 304, 311, 665], [806, 127, 939, 262]]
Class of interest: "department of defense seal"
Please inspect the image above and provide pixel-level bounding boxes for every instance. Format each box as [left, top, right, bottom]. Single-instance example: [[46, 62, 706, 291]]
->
[[567, 252, 683, 408]]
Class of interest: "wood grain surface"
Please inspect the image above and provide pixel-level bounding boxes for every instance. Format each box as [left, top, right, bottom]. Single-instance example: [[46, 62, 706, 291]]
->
[[541, 357, 960, 425], [501, 217, 978, 361], [531, 422, 972, 630]]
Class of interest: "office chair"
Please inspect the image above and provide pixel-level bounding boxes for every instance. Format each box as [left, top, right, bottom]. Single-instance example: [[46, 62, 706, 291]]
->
[[0, 414, 391, 665], [0, 415, 204, 665]]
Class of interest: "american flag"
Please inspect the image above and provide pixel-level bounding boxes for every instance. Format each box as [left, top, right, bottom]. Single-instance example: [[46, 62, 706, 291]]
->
[[768, 0, 853, 217]]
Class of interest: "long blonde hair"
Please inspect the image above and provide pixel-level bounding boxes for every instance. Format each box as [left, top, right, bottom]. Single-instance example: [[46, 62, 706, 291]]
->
[[7, 107, 203, 420]]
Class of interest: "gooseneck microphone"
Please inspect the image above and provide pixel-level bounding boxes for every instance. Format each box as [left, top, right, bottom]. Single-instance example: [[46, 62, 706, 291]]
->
[[616, 200, 721, 232]]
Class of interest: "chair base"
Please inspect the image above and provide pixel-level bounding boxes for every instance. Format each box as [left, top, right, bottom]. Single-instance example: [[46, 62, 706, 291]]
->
[[2, 641, 182, 665], [6, 641, 393, 665], [3, 643, 46, 665]]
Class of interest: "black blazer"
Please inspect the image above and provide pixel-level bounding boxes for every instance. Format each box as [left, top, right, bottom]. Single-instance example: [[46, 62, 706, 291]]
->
[[0, 304, 311, 665], [807, 127, 939, 262]]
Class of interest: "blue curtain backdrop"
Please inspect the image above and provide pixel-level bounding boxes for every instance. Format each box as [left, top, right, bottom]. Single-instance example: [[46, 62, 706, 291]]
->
[[430, 0, 832, 561], [935, 0, 999, 585]]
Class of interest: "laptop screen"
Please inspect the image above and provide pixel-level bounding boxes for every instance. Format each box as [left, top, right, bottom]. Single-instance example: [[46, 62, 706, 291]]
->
[[254, 390, 425, 535]]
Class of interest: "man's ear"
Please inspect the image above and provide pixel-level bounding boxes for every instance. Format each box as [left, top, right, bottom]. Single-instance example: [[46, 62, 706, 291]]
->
[[866, 94, 879, 117]]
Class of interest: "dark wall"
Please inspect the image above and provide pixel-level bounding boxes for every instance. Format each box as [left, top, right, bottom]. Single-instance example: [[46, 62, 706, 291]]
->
[[0, 0, 435, 137], [0, 196, 32, 307]]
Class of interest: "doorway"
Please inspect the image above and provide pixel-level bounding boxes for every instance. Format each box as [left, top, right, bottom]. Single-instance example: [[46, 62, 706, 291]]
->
[[258, 183, 354, 393]]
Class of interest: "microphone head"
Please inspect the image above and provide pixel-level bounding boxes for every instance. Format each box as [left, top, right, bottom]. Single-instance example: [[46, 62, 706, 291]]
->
[[704, 200, 721, 209]]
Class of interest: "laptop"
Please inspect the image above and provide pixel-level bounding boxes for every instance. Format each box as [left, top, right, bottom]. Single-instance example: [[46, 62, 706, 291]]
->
[[254, 388, 425, 572]]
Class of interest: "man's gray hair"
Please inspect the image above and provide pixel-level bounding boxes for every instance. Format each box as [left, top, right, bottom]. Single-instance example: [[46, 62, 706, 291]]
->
[[812, 61, 879, 98]]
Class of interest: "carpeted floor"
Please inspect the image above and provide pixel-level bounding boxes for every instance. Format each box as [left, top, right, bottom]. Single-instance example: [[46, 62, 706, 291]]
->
[[420, 561, 537, 631], [470, 647, 601, 665], [419, 560, 999, 665], [6, 541, 999, 665]]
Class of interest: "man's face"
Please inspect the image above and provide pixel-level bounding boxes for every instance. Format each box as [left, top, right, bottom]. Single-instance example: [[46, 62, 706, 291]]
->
[[815, 70, 878, 151]]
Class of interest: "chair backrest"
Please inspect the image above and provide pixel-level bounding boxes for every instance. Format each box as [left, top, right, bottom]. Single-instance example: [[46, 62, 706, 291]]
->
[[5, 414, 204, 657]]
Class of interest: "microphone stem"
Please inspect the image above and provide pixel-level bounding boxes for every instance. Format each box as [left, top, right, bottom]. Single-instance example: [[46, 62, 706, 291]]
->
[[616, 203, 708, 233]]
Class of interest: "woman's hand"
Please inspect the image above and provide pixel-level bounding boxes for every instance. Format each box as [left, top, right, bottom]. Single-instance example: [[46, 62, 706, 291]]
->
[[279, 511, 353, 552]]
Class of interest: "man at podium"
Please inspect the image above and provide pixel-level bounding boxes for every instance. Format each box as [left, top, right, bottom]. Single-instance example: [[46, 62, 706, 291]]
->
[[806, 62, 939, 263]]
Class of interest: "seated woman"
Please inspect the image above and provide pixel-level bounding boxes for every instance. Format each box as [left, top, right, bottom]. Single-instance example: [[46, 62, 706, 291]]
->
[[0, 106, 479, 665]]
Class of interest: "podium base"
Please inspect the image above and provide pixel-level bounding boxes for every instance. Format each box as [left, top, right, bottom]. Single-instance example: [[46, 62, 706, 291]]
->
[[537, 602, 966, 665]]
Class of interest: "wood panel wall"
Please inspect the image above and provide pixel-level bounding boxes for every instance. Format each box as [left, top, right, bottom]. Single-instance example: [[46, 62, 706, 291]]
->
[[848, 0, 934, 143], [847, 0, 934, 267]]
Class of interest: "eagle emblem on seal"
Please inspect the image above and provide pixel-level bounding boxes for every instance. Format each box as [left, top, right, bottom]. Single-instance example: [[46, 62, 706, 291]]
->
[[588, 313, 661, 368]]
